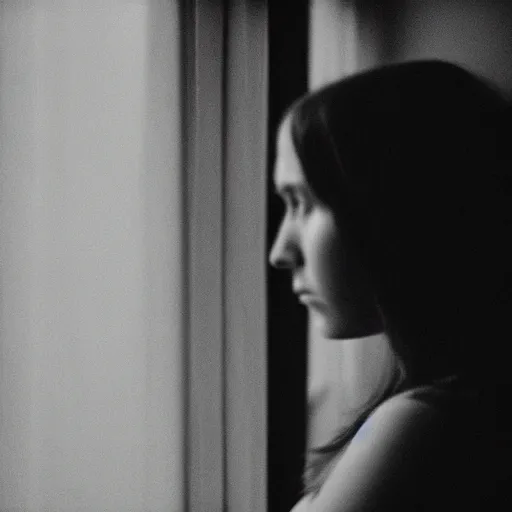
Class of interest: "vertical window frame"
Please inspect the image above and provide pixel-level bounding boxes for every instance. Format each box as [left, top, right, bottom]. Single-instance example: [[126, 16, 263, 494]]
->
[[183, 1, 268, 510], [182, 0, 224, 509]]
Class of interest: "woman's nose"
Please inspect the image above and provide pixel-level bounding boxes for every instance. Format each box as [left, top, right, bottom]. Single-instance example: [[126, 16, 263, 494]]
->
[[269, 221, 301, 269]]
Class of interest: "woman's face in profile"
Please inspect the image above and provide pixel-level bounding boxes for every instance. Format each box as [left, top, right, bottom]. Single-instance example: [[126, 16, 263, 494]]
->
[[269, 117, 383, 340]]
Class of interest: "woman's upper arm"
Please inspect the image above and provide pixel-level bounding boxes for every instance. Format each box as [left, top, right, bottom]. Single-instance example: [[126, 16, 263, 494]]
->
[[309, 396, 444, 512]]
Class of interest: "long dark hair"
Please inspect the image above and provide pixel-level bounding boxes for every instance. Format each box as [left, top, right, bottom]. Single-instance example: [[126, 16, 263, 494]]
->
[[285, 60, 512, 495]]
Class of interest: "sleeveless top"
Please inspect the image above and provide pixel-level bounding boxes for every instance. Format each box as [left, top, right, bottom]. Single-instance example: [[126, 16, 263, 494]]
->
[[295, 375, 509, 511], [386, 375, 507, 511]]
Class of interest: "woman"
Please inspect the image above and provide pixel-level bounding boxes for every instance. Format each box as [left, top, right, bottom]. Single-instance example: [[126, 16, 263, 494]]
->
[[269, 60, 512, 511]]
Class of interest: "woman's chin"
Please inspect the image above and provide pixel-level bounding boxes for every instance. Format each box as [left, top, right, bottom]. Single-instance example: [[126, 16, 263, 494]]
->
[[310, 311, 347, 339], [310, 310, 383, 340]]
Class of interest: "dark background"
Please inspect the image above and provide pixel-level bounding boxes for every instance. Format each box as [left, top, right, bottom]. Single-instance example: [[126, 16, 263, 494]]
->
[[266, 2, 310, 511]]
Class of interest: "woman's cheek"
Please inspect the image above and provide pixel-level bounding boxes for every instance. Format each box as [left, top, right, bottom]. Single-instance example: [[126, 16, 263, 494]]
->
[[308, 210, 346, 304], [308, 216, 349, 338]]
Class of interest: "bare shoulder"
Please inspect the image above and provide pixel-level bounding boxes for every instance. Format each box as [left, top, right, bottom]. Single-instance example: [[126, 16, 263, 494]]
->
[[348, 392, 445, 469], [365, 391, 442, 437], [290, 495, 313, 512], [308, 394, 445, 512]]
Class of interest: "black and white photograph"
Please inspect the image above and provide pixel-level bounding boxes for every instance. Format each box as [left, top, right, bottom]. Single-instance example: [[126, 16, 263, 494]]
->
[[1, 1, 511, 511]]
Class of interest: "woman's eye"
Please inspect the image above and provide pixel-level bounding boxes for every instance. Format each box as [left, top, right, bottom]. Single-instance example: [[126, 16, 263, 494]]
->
[[288, 194, 310, 215], [289, 195, 300, 210]]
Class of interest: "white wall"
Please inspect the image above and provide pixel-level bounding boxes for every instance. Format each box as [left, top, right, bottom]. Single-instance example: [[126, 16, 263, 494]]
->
[[0, 1, 183, 510]]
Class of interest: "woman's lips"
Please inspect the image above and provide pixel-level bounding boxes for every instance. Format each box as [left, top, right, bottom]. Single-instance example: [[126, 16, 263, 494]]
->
[[298, 293, 323, 307]]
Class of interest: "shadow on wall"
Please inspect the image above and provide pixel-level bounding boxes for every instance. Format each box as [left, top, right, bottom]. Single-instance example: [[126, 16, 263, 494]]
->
[[357, 0, 512, 93]]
